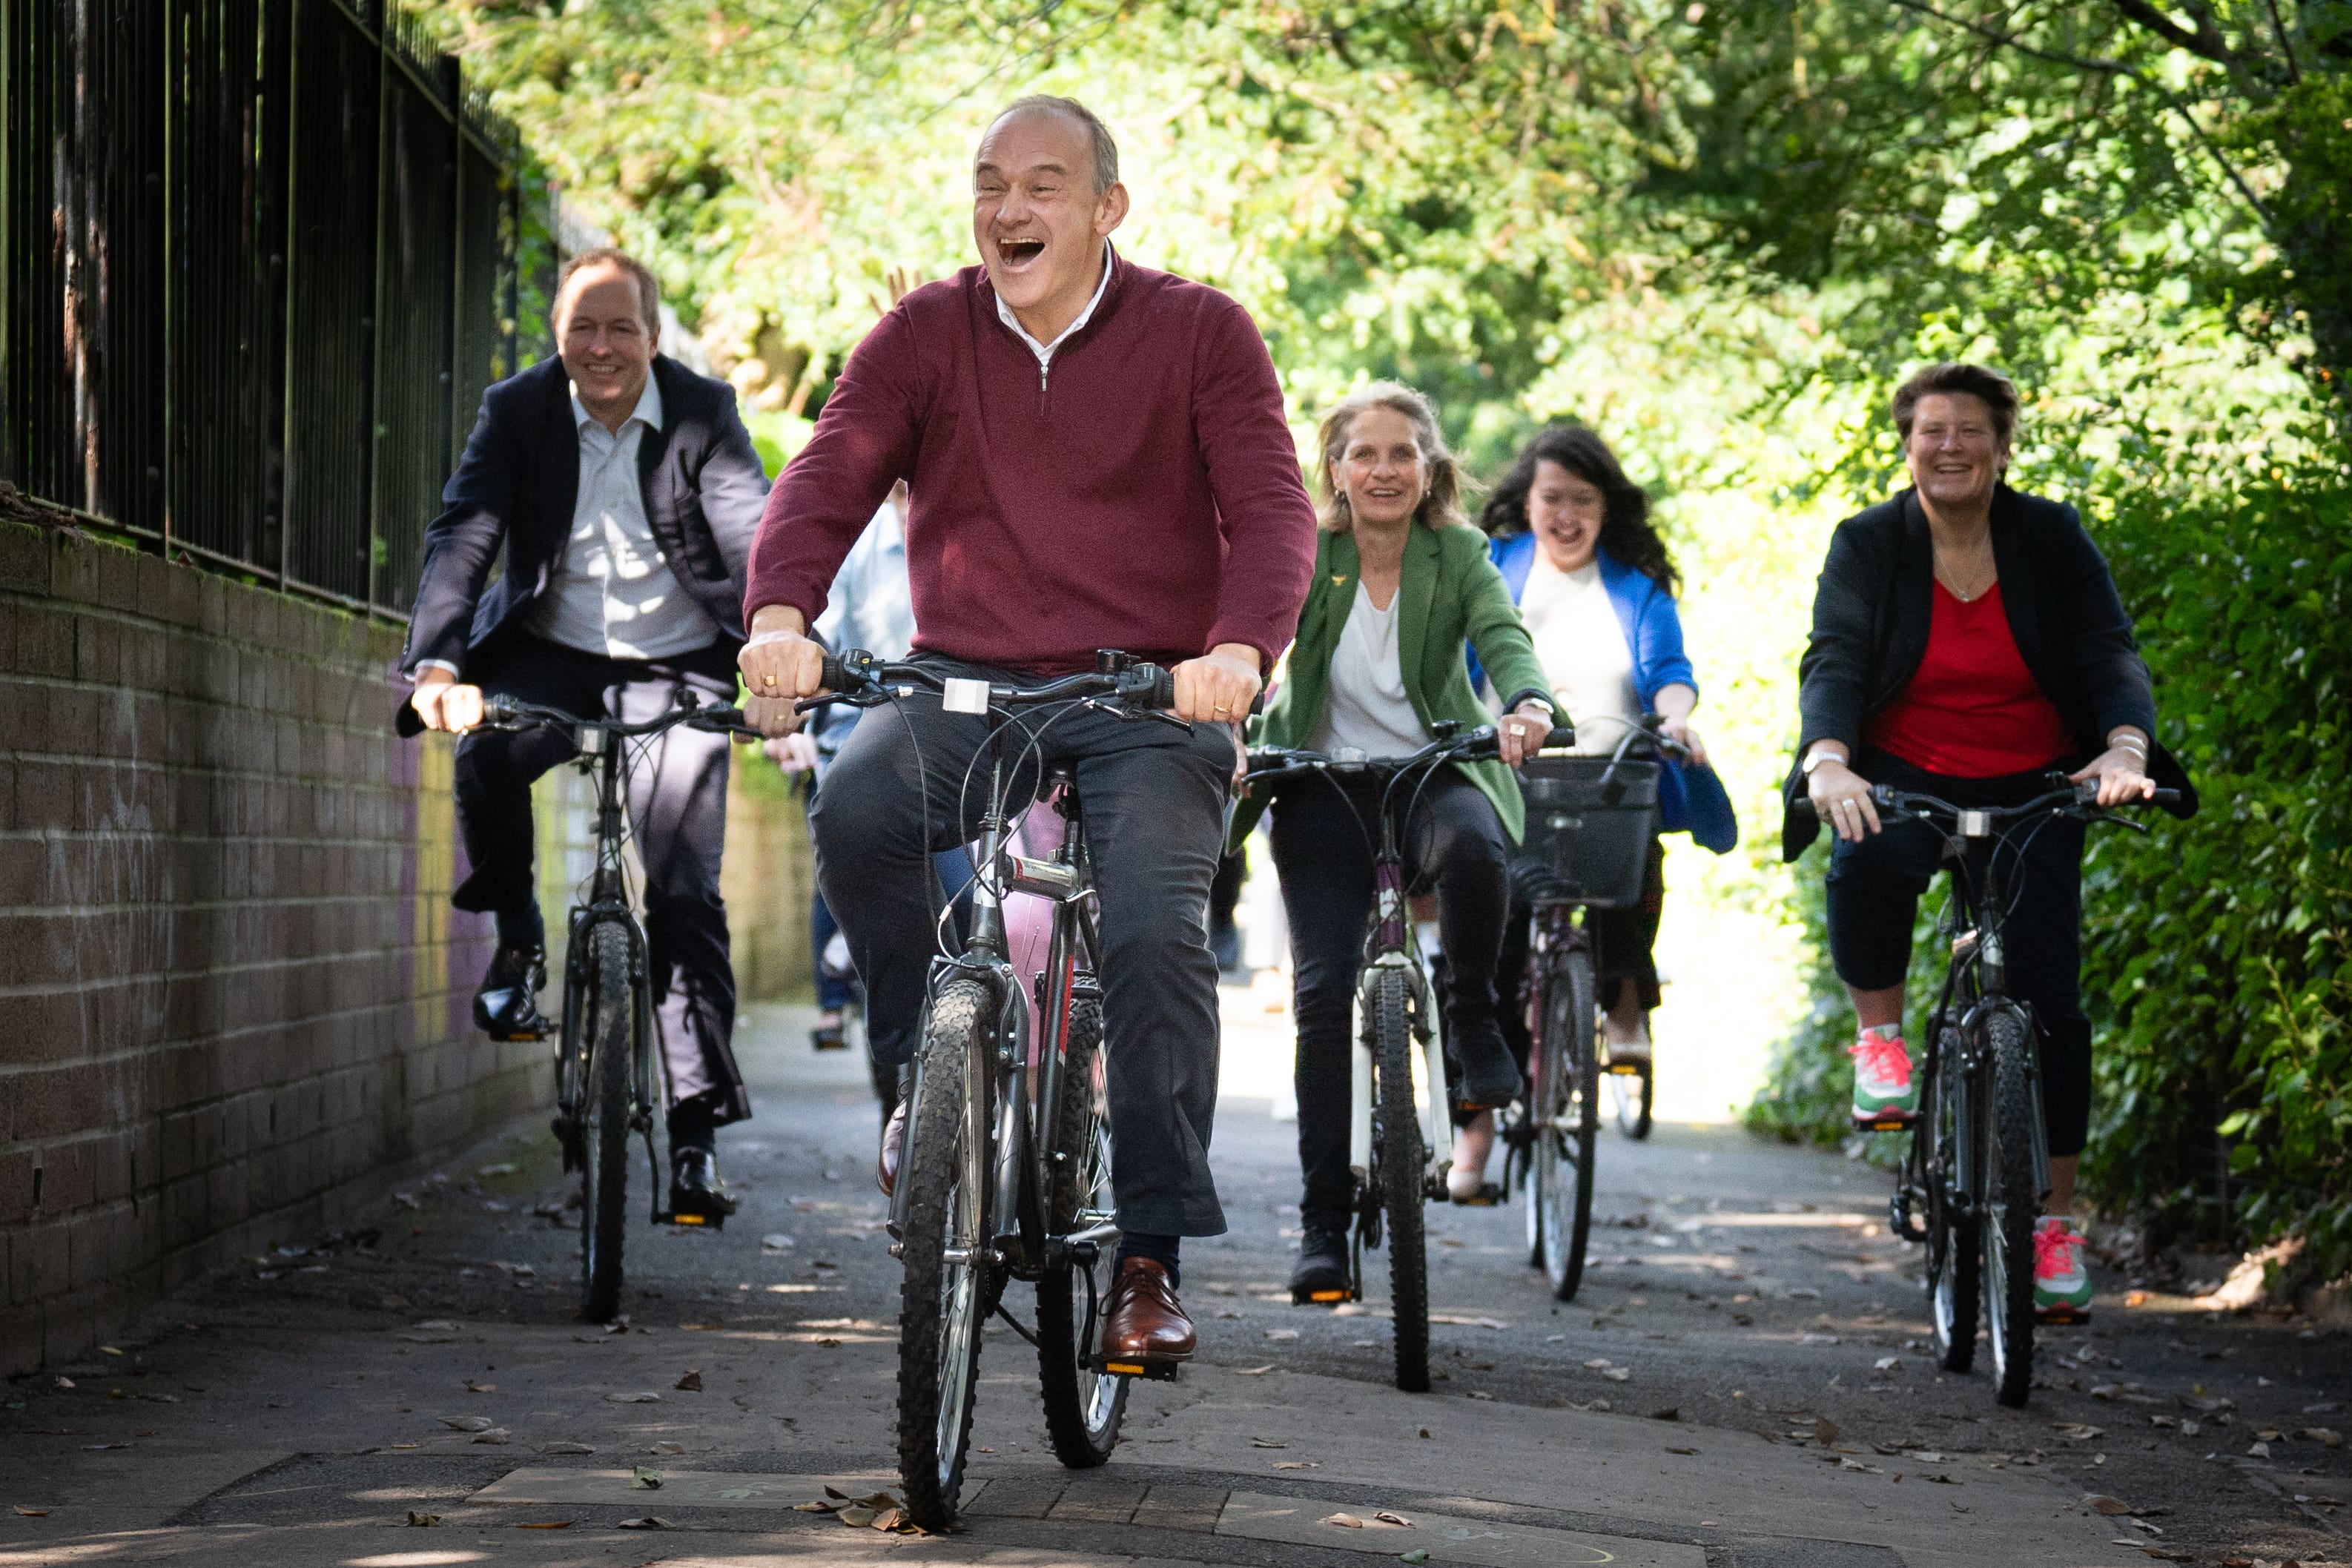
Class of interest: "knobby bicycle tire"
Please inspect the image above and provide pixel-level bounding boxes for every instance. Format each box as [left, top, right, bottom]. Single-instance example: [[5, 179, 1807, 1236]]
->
[[1926, 1020, 1980, 1375], [578, 922, 633, 1323], [1539, 947, 1599, 1303], [1036, 993, 1128, 1466], [1372, 968, 1430, 1393], [1985, 1007, 2039, 1407], [896, 977, 993, 1529]]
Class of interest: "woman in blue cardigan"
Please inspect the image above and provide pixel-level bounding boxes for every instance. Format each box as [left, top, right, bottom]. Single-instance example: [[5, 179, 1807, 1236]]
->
[[1459, 426, 1737, 1182]]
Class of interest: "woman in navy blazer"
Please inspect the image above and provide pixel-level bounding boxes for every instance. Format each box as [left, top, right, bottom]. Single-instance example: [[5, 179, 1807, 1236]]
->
[[1469, 426, 1736, 1165]]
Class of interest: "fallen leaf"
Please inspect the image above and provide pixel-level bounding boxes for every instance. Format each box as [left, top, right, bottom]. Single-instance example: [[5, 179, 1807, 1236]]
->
[[1666, 1446, 1699, 1455], [99, 1347, 122, 1357], [618, 1517, 671, 1529], [837, 1506, 877, 1526], [1816, 1418, 1841, 1445], [2050, 1423, 2105, 1442], [2247, 1441, 2272, 1458], [1874, 1356, 1902, 1372], [541, 1442, 595, 1455], [1252, 1439, 1289, 1449], [407, 1511, 440, 1526], [471, 1430, 511, 1445], [1651, 1407, 1681, 1422], [464, 1380, 495, 1393], [793, 1501, 836, 1514], [605, 1392, 661, 1403], [1428, 1314, 1510, 1329], [2086, 1495, 2136, 1515], [13, 1507, 52, 1518], [53, 1377, 73, 1389], [632, 1467, 664, 1490], [1582, 1357, 1613, 1369], [761, 1234, 795, 1251], [2298, 1427, 2345, 1448], [871, 1506, 906, 1530], [647, 1441, 686, 1455], [518, 1521, 572, 1529], [1401, 1552, 1431, 1566], [440, 1415, 495, 1432], [1323, 1512, 1366, 1528], [1265, 1329, 1300, 1340], [1273, 1461, 1318, 1470], [1467, 1391, 1495, 1400], [1603, 1368, 1632, 1382], [675, 1371, 703, 1392], [1375, 1511, 1413, 1526], [1234, 1365, 1276, 1376]]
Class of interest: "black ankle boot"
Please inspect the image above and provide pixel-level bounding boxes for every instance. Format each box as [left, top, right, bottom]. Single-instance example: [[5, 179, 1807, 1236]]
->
[[1447, 1010, 1525, 1110], [1288, 1217, 1351, 1302], [474, 943, 551, 1040]]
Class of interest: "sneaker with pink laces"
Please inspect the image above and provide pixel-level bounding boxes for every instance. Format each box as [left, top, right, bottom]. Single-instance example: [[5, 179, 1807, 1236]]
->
[[1847, 1025, 1919, 1125], [2032, 1216, 2094, 1321]]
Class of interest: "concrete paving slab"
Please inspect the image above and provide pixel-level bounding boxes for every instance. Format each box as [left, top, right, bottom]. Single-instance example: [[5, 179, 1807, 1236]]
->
[[467, 1465, 928, 1510], [1215, 1489, 1708, 1567]]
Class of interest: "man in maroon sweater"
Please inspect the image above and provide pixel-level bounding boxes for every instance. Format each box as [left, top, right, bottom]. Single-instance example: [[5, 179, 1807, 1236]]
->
[[739, 96, 1315, 1364]]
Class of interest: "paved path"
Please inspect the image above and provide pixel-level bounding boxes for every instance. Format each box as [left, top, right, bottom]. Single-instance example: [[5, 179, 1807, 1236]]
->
[[4, 998, 2346, 1566]]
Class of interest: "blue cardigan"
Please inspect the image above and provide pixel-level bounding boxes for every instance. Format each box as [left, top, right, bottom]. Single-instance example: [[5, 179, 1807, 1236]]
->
[[1479, 533, 1739, 853]]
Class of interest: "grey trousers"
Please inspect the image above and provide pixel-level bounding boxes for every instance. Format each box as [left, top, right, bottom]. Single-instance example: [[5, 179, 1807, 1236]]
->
[[809, 657, 1235, 1237], [452, 634, 750, 1126]]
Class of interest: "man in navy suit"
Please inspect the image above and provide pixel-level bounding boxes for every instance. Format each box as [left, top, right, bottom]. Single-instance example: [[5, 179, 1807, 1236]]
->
[[400, 248, 770, 1217]]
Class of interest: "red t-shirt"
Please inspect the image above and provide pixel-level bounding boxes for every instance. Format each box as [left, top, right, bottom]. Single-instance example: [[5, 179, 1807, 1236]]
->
[[1865, 581, 2075, 778]]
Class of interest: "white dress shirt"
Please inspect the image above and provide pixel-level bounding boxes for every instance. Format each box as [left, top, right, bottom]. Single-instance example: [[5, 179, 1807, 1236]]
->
[[523, 375, 720, 661], [814, 496, 916, 663], [1519, 554, 1640, 755], [1312, 582, 1429, 759], [994, 243, 1114, 371]]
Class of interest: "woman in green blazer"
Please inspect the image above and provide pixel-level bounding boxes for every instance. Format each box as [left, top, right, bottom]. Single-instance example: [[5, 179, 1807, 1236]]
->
[[1231, 382, 1556, 1300]]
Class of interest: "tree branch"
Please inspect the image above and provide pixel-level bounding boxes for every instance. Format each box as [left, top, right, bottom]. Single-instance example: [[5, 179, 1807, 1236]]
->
[[2107, 0, 2236, 64]]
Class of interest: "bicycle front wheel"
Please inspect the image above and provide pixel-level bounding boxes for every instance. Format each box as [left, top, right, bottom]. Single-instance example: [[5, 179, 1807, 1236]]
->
[[1036, 993, 1128, 1466], [1926, 1020, 1981, 1374], [1371, 968, 1429, 1393], [576, 922, 634, 1323], [1536, 947, 1599, 1302], [1984, 1006, 2039, 1407], [896, 977, 994, 1529]]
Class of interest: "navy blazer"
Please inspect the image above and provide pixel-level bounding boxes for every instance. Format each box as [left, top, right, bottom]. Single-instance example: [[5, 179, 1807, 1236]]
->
[[394, 354, 769, 729], [1780, 484, 2196, 861]]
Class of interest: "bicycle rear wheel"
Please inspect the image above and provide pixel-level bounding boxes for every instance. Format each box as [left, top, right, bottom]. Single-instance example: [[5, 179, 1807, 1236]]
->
[[1370, 967, 1429, 1393], [1983, 1007, 2039, 1407], [896, 977, 994, 1529], [1536, 947, 1599, 1302], [578, 922, 633, 1323], [1926, 1020, 1980, 1374], [1036, 994, 1128, 1466]]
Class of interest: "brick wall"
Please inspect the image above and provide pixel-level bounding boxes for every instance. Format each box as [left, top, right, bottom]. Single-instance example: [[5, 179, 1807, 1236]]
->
[[0, 512, 529, 1377]]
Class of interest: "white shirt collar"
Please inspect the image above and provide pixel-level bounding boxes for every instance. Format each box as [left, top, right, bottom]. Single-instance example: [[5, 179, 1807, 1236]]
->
[[994, 243, 1114, 366], [569, 368, 664, 435]]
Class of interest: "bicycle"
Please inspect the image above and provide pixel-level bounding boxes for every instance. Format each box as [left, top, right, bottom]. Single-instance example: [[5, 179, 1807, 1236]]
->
[[1506, 719, 1688, 1302], [1874, 777, 2178, 1407], [796, 647, 1181, 1530], [1243, 720, 1558, 1392], [472, 690, 761, 1322]]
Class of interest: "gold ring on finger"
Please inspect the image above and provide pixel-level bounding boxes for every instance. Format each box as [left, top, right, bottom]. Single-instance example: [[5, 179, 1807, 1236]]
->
[[763, 673, 777, 687]]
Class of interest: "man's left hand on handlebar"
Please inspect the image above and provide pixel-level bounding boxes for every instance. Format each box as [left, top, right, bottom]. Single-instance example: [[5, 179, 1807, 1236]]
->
[[1171, 643, 1263, 726], [738, 606, 829, 738]]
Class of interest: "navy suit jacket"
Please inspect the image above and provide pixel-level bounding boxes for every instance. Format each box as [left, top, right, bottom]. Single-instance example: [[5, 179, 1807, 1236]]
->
[[394, 354, 769, 732]]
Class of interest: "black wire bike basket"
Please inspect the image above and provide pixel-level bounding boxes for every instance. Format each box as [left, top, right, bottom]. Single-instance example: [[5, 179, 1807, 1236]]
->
[[1518, 755, 1661, 909]]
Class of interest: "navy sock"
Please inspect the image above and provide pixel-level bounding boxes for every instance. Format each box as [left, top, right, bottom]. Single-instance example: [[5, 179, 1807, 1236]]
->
[[497, 902, 545, 953], [1116, 1232, 1180, 1288]]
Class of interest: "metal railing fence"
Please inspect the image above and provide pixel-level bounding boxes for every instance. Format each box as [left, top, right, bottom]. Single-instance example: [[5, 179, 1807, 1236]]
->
[[0, 0, 552, 615]]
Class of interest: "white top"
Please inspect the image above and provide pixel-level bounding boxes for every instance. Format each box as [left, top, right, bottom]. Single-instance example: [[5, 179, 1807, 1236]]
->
[[1312, 582, 1428, 759], [1518, 554, 1639, 755], [526, 375, 721, 661], [814, 496, 915, 662], [994, 243, 1114, 371]]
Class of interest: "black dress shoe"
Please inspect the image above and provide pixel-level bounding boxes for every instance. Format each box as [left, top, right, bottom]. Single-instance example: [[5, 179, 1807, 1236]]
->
[[667, 1148, 737, 1226], [1447, 1011, 1526, 1111], [1287, 1219, 1351, 1303], [475, 943, 552, 1040]]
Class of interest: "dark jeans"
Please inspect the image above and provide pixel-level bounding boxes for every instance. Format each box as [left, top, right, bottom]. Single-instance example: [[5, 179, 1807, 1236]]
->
[[811, 890, 857, 1012], [807, 657, 1238, 1238], [1823, 750, 2092, 1157], [1490, 836, 1665, 1108], [452, 633, 750, 1128], [1268, 769, 1510, 1224]]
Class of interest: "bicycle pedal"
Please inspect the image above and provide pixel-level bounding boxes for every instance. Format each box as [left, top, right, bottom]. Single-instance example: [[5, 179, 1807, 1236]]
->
[[1854, 1114, 1917, 1134], [1094, 1356, 1183, 1382], [2035, 1306, 2091, 1327], [1290, 1286, 1355, 1306], [1449, 1182, 1508, 1207], [658, 1203, 729, 1231], [1603, 1061, 1644, 1076]]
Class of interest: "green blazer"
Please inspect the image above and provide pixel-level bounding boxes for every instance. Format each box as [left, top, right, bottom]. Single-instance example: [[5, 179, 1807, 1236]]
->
[[1229, 523, 1556, 849]]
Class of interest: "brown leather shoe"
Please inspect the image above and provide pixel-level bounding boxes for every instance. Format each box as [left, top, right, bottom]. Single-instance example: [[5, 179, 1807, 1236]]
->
[[876, 1099, 908, 1197], [1100, 1257, 1197, 1363]]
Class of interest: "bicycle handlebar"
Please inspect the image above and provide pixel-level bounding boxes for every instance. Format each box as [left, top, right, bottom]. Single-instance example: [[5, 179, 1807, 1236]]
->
[[1869, 779, 2182, 824], [801, 649, 1178, 717], [1244, 721, 1576, 782], [477, 694, 762, 741]]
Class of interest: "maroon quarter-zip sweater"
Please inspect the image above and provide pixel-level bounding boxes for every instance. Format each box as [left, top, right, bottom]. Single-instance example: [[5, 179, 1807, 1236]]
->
[[744, 252, 1317, 675]]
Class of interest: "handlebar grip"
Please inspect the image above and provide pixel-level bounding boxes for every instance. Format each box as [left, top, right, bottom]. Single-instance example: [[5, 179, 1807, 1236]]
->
[[1147, 666, 1177, 712], [818, 655, 851, 694], [2147, 787, 2182, 808], [480, 695, 518, 726], [1542, 724, 1575, 750]]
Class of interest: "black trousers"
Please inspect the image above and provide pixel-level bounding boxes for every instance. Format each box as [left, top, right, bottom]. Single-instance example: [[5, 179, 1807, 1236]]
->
[[1268, 769, 1510, 1224], [808, 658, 1238, 1238], [1823, 750, 2092, 1157], [452, 634, 750, 1127]]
